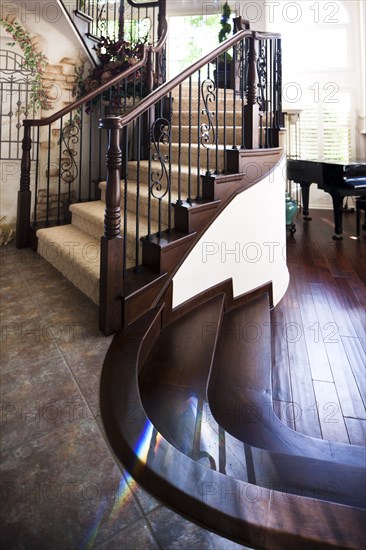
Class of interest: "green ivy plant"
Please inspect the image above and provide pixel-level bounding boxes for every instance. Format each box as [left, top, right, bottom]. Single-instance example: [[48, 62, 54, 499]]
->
[[218, 1, 232, 63], [0, 19, 49, 111], [218, 1, 232, 43]]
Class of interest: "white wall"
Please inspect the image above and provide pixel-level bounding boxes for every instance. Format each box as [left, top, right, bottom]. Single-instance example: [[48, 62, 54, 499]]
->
[[266, 0, 365, 208], [172, 157, 289, 308]]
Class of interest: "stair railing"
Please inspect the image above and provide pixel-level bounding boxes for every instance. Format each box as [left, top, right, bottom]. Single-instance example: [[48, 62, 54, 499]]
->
[[75, 0, 160, 44], [15, 19, 167, 249], [99, 17, 282, 333]]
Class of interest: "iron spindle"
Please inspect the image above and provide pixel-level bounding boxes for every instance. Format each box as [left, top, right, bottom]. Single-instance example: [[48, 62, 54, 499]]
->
[[57, 118, 63, 224], [79, 107, 84, 201], [215, 56, 219, 174], [135, 115, 142, 270], [123, 125, 129, 276], [33, 127, 40, 227], [46, 124, 51, 226], [168, 92, 173, 231], [188, 77, 192, 203], [196, 69, 201, 199], [177, 84, 182, 205]]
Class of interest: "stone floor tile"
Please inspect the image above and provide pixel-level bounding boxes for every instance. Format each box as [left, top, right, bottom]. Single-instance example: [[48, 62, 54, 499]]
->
[[0, 419, 142, 549], [95, 518, 159, 550], [1, 355, 86, 451]]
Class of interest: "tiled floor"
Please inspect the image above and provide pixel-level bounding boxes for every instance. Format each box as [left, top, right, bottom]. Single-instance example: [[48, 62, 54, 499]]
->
[[0, 244, 249, 549]]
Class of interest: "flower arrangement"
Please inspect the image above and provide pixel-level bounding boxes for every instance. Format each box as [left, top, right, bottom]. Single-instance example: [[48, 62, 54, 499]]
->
[[0, 19, 49, 111], [74, 35, 148, 112]]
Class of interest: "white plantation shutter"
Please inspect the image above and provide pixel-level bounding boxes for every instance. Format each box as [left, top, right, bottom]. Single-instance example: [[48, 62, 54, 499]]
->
[[291, 94, 351, 163]]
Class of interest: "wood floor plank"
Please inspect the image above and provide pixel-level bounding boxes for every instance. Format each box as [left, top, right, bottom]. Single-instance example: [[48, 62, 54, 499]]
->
[[321, 276, 359, 338], [341, 336, 366, 409], [276, 209, 366, 444], [297, 292, 333, 382], [313, 380, 349, 444], [345, 417, 366, 446], [281, 290, 322, 438], [270, 305, 292, 402]]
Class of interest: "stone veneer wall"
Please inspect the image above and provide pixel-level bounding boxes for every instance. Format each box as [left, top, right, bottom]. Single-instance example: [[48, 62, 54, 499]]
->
[[0, 6, 91, 226]]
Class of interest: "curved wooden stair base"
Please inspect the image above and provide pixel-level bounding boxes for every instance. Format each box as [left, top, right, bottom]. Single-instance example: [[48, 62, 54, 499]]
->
[[100, 281, 365, 549]]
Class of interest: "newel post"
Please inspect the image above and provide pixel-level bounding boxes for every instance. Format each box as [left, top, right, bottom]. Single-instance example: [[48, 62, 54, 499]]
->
[[99, 117, 124, 336], [244, 36, 259, 149], [16, 124, 32, 248]]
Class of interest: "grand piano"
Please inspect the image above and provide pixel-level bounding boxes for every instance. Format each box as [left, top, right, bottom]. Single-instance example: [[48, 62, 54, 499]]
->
[[287, 158, 366, 239]]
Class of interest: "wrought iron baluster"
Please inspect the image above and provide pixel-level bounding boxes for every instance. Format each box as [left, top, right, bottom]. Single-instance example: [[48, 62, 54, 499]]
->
[[215, 56, 219, 174], [232, 43, 237, 151], [147, 114, 152, 238], [177, 83, 182, 205], [240, 39, 245, 149], [135, 115, 142, 270], [46, 124, 51, 226], [150, 115, 171, 237], [168, 92, 173, 231], [58, 118, 63, 224], [79, 107, 84, 201], [88, 101, 92, 200], [123, 125, 128, 276], [33, 127, 40, 228], [196, 69, 201, 199], [188, 77, 192, 203], [223, 52, 228, 172], [201, 70, 216, 176]]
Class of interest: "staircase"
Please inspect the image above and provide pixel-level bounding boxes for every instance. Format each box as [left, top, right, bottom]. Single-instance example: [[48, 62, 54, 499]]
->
[[16, 10, 284, 335], [35, 85, 250, 305], [100, 281, 366, 549]]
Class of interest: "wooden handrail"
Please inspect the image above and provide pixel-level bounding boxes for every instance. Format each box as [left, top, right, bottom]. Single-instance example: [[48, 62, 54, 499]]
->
[[99, 28, 281, 131], [22, 22, 168, 128]]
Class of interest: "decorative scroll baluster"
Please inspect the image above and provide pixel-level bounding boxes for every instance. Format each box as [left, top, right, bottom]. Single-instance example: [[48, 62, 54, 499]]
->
[[200, 75, 216, 176], [150, 116, 171, 236], [257, 40, 267, 148], [16, 124, 32, 247], [196, 69, 201, 199]]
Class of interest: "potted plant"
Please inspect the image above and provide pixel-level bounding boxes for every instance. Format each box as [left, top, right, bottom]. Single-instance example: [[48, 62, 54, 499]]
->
[[215, 1, 233, 88], [74, 35, 148, 114]]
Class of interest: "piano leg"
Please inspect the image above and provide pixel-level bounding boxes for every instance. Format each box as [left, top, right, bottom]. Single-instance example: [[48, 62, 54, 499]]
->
[[331, 194, 344, 240], [300, 182, 312, 220]]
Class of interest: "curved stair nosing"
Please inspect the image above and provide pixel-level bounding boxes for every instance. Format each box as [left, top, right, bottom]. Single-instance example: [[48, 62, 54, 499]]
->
[[100, 281, 365, 550]]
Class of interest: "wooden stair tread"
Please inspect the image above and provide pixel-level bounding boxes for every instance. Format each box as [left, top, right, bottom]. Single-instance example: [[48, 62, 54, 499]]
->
[[100, 283, 366, 549]]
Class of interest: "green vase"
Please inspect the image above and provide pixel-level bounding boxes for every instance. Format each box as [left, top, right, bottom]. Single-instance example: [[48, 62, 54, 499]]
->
[[285, 192, 298, 225]]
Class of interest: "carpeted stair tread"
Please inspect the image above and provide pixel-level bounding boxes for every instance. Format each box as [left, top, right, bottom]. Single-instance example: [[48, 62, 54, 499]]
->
[[70, 200, 159, 239], [36, 224, 101, 304]]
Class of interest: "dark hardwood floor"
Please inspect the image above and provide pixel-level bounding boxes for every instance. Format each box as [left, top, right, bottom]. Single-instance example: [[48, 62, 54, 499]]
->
[[272, 206, 365, 446]]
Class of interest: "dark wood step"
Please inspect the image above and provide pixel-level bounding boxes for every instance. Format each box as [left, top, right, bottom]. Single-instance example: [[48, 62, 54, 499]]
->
[[100, 281, 365, 548], [140, 293, 225, 455], [141, 230, 196, 274]]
